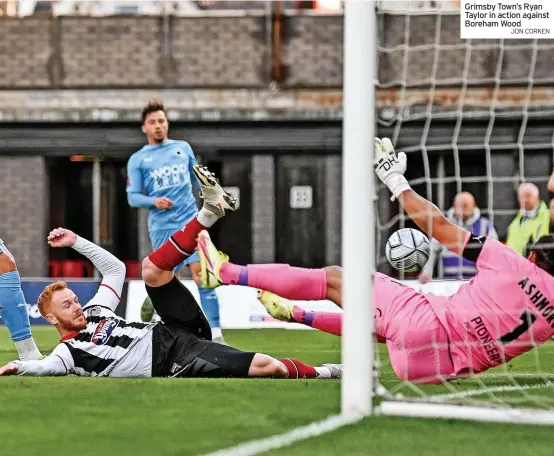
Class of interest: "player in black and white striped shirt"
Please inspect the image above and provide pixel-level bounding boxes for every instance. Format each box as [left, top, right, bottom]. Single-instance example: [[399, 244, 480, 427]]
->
[[0, 165, 341, 380]]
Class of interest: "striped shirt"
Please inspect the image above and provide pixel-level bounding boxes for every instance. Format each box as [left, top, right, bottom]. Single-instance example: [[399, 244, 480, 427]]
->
[[52, 304, 155, 377], [14, 235, 155, 378]]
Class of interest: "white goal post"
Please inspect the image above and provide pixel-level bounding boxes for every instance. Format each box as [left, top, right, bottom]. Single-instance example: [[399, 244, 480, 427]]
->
[[341, 0, 376, 418]]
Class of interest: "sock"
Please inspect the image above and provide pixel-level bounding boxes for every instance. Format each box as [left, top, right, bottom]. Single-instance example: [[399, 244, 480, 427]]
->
[[0, 271, 41, 359], [293, 307, 386, 342], [293, 306, 342, 336], [314, 366, 332, 379], [197, 207, 219, 228], [149, 215, 211, 271], [279, 358, 317, 379], [211, 327, 223, 339], [15, 337, 42, 361], [220, 264, 327, 301], [198, 286, 221, 329]]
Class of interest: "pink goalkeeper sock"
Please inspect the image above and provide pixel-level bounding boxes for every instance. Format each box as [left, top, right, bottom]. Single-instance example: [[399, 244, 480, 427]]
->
[[219, 263, 327, 301], [293, 306, 386, 342], [293, 306, 342, 336]]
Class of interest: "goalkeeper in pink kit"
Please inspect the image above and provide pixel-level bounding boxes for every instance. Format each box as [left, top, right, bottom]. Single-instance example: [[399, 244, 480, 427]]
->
[[197, 138, 554, 384]]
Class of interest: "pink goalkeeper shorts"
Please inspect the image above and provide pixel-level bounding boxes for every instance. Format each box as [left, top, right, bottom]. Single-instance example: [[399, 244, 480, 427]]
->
[[374, 273, 454, 384]]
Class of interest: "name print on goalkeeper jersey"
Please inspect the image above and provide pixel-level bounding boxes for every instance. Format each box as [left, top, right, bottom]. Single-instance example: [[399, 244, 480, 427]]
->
[[427, 237, 554, 376], [126, 140, 200, 232], [54, 305, 155, 377]]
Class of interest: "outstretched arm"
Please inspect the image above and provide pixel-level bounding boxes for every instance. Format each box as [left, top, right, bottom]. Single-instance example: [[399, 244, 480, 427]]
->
[[398, 190, 468, 255], [374, 138, 468, 255], [0, 344, 73, 377], [1, 357, 67, 377], [48, 228, 125, 311]]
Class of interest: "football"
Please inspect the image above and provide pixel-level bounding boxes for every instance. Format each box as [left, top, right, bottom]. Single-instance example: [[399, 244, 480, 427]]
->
[[385, 228, 430, 272]]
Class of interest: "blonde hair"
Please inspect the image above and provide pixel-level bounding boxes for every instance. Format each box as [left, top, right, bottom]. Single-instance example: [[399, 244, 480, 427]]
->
[[37, 281, 68, 317]]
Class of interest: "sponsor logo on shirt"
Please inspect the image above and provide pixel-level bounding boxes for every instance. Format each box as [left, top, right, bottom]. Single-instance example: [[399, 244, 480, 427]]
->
[[149, 164, 189, 192], [466, 317, 501, 364], [87, 306, 102, 317], [92, 317, 120, 345]]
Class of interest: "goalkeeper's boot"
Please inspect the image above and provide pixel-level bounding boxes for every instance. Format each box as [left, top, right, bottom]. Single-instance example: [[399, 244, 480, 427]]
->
[[257, 290, 294, 322], [193, 164, 237, 219], [197, 230, 229, 289]]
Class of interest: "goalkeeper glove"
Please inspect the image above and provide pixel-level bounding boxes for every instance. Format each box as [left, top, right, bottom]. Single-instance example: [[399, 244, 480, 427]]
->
[[373, 137, 411, 200]]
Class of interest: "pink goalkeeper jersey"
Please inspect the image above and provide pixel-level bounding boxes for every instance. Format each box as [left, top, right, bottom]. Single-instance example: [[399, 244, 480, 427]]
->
[[426, 233, 554, 375]]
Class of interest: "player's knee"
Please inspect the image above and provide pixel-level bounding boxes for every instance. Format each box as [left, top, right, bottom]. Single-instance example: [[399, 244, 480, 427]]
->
[[0, 252, 17, 275], [141, 256, 162, 285]]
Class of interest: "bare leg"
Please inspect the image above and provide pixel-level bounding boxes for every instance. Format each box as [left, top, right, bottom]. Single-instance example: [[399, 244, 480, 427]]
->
[[323, 265, 343, 307], [142, 256, 174, 288], [248, 354, 341, 379], [248, 354, 289, 377]]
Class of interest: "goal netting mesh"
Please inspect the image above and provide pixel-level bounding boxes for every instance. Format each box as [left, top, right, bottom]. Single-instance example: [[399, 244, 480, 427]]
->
[[373, 1, 554, 421]]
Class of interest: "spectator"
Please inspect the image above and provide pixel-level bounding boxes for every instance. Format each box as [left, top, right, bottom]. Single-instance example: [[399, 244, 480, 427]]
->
[[506, 183, 550, 256], [419, 191, 497, 283]]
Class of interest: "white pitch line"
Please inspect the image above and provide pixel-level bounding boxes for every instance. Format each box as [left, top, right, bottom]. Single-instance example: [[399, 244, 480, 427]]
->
[[199, 414, 362, 456], [426, 383, 552, 402]]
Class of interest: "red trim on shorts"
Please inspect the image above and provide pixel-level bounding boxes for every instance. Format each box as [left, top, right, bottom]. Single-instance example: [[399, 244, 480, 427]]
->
[[100, 283, 121, 301]]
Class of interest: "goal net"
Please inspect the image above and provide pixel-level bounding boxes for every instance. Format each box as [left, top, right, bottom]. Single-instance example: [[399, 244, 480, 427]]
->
[[372, 0, 554, 424]]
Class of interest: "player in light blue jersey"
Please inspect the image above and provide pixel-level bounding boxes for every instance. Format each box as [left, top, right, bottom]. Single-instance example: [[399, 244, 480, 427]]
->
[[0, 239, 42, 360], [126, 99, 225, 343]]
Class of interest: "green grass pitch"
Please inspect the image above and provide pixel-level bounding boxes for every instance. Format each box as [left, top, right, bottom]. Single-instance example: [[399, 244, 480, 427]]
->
[[1, 327, 554, 456]]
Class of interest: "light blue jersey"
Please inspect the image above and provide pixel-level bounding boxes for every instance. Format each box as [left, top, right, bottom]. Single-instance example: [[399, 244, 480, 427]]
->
[[126, 140, 200, 232]]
